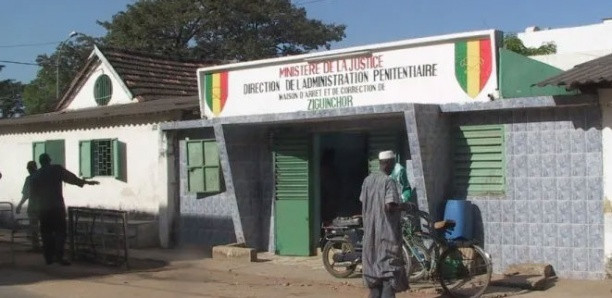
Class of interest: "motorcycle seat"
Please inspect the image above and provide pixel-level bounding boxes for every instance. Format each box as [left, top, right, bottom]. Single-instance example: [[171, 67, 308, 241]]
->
[[332, 217, 362, 227], [433, 220, 456, 230]]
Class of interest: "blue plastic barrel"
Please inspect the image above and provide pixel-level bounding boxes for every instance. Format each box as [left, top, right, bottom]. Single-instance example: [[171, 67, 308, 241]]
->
[[443, 199, 473, 240]]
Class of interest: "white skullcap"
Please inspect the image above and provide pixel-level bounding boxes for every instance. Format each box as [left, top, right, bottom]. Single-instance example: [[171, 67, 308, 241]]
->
[[378, 150, 396, 160]]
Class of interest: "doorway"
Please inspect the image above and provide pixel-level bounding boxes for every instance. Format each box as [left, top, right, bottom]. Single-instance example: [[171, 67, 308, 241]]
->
[[273, 128, 407, 256], [316, 132, 368, 227]]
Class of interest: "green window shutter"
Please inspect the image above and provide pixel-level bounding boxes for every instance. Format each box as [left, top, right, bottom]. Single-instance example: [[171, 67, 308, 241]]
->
[[454, 125, 505, 195], [186, 139, 222, 193], [33, 142, 46, 168], [203, 140, 221, 192], [79, 140, 93, 178], [186, 140, 205, 193], [112, 139, 126, 181], [45, 140, 65, 167], [367, 131, 401, 174], [94, 74, 113, 106]]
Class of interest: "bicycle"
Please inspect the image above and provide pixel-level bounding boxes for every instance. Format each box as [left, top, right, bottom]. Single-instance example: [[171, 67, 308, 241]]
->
[[401, 210, 492, 298]]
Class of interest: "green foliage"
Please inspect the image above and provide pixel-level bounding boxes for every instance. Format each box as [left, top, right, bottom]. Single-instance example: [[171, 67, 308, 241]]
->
[[0, 78, 24, 118], [23, 35, 99, 114], [98, 0, 346, 61], [24, 0, 345, 115], [503, 34, 557, 56]]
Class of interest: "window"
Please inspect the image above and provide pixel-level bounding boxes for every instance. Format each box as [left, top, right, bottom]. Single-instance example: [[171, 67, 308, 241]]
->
[[454, 125, 505, 195], [94, 74, 112, 106], [187, 139, 221, 193], [79, 139, 125, 180], [33, 140, 65, 167]]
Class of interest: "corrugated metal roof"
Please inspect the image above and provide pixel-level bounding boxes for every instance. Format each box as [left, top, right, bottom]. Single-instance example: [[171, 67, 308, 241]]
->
[[537, 53, 612, 88], [0, 96, 199, 132]]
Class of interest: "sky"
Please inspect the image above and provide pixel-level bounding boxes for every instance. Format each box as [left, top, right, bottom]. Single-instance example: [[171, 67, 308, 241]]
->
[[1, 0, 612, 83]]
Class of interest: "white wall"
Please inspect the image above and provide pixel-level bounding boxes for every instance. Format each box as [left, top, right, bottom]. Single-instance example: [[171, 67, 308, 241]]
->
[[529, 49, 612, 70], [517, 21, 612, 71], [65, 62, 134, 110], [598, 88, 612, 263], [0, 124, 164, 214], [518, 21, 612, 54]]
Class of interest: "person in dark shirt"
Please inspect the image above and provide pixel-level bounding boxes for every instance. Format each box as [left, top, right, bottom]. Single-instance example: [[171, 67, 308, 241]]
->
[[16, 161, 41, 251], [31, 153, 99, 265]]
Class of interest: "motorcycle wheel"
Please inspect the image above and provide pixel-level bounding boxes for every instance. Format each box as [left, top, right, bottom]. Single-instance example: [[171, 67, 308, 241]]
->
[[322, 239, 357, 278]]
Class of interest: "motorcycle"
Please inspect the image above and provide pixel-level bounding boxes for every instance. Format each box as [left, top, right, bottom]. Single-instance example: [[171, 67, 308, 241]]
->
[[320, 215, 412, 278], [320, 216, 364, 278]]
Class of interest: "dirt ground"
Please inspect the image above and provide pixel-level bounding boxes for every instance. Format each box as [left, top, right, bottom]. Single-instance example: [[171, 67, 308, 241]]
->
[[0, 245, 436, 298], [0, 244, 610, 298]]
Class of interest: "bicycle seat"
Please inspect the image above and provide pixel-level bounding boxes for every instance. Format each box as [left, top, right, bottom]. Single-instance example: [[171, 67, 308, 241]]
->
[[433, 220, 456, 230]]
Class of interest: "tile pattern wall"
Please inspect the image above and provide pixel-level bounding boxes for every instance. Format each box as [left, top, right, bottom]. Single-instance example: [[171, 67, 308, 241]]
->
[[409, 104, 453, 220], [178, 139, 237, 247], [223, 124, 273, 251], [403, 106, 428, 213], [178, 124, 273, 251], [454, 106, 605, 279]]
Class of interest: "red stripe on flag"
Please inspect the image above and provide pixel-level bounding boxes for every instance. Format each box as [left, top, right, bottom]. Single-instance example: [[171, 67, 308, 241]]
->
[[220, 72, 228, 110], [479, 39, 492, 90]]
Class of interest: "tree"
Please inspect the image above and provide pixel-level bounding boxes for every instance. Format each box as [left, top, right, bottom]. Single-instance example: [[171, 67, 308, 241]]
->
[[98, 0, 346, 61], [24, 0, 345, 115], [0, 66, 24, 118], [23, 35, 99, 114], [0, 70, 24, 119], [503, 34, 556, 56]]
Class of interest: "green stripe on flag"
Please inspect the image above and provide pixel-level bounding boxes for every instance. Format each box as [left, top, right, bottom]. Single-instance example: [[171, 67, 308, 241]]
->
[[455, 41, 468, 92], [205, 73, 213, 111]]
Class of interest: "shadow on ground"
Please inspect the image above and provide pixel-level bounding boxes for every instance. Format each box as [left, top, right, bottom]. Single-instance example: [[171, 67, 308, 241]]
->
[[0, 242, 212, 287]]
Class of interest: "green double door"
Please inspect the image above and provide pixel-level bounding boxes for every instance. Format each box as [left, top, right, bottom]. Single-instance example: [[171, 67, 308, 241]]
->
[[273, 131, 403, 256]]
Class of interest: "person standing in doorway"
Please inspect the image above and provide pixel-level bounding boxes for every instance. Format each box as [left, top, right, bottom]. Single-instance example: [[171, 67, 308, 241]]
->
[[359, 150, 415, 298], [31, 153, 99, 265], [16, 161, 41, 251]]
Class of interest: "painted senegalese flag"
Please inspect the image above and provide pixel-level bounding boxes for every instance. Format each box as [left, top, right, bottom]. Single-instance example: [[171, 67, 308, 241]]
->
[[204, 72, 228, 116], [455, 39, 492, 98]]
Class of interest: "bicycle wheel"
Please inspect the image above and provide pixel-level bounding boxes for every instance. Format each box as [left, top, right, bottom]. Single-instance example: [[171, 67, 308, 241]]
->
[[404, 240, 431, 282], [321, 240, 357, 278], [437, 244, 492, 298]]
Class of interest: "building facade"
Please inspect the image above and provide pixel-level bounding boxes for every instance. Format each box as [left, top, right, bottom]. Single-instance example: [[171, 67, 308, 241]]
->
[[161, 29, 608, 279], [0, 47, 204, 247]]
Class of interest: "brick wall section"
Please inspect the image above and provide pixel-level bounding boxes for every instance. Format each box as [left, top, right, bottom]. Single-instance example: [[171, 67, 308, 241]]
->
[[454, 106, 605, 279]]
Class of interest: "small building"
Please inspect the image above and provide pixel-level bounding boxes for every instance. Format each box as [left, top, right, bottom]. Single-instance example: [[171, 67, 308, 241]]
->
[[0, 46, 206, 247], [161, 29, 607, 279]]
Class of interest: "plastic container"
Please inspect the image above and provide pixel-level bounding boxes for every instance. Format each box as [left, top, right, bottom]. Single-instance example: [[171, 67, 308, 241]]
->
[[443, 199, 473, 240]]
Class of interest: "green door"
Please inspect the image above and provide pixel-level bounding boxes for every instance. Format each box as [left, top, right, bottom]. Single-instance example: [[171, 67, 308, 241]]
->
[[273, 134, 312, 256], [33, 142, 46, 167]]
